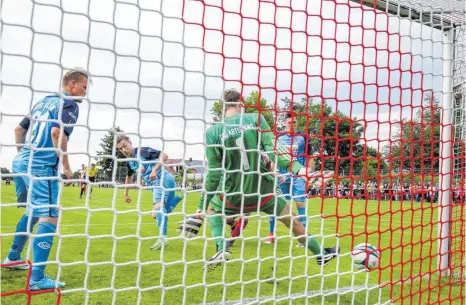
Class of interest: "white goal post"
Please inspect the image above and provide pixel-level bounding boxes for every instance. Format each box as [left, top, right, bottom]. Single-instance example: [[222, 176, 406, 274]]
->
[[353, 0, 466, 279]]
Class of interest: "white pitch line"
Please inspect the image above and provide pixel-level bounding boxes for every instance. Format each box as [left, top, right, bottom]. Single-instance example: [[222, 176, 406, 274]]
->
[[200, 284, 382, 305]]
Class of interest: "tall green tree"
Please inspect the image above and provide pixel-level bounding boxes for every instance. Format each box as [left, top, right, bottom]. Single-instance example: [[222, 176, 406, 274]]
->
[[96, 126, 126, 180], [1, 167, 10, 180], [210, 91, 277, 127], [382, 94, 441, 173], [281, 97, 387, 177]]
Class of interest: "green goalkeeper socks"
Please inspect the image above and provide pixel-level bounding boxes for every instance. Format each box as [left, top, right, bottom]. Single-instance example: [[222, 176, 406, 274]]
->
[[307, 236, 323, 256], [209, 214, 225, 251]]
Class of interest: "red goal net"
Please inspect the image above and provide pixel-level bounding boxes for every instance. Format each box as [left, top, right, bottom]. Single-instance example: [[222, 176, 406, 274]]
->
[[182, 0, 465, 304]]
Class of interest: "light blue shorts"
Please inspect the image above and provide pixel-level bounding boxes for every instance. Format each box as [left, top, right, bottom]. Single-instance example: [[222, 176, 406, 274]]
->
[[13, 160, 59, 218], [152, 173, 176, 205], [279, 177, 307, 202]]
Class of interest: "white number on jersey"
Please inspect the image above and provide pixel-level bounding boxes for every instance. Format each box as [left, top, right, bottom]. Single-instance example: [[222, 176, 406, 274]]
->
[[235, 137, 250, 171], [29, 110, 48, 146]]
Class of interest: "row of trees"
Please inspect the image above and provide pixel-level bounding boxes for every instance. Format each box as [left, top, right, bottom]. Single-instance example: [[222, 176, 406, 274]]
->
[[211, 91, 441, 178], [0, 96, 443, 182], [91, 91, 441, 180]]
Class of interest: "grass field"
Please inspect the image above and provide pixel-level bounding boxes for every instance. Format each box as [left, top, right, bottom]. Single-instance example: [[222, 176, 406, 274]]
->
[[1, 182, 464, 305]]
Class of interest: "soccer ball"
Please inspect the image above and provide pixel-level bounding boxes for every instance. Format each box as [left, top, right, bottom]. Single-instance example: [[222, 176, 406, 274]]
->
[[351, 243, 380, 271]]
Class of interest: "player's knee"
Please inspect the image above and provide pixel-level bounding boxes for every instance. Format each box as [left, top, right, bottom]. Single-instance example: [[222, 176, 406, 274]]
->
[[39, 217, 58, 226], [152, 203, 162, 219], [295, 201, 305, 209]]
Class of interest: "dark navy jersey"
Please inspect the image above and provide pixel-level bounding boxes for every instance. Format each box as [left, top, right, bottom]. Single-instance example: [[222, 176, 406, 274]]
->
[[127, 147, 171, 186]]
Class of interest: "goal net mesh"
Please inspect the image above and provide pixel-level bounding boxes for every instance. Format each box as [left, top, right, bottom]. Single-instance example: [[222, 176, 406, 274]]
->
[[0, 0, 464, 304]]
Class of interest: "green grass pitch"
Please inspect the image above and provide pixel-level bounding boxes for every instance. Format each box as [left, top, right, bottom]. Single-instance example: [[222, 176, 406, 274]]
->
[[1, 183, 463, 304]]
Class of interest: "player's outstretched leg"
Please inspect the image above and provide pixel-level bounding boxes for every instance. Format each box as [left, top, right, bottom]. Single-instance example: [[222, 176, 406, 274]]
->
[[276, 202, 339, 266], [151, 203, 169, 250], [3, 214, 39, 270], [166, 193, 183, 214], [293, 177, 308, 248], [150, 191, 183, 250], [204, 207, 231, 272], [294, 200, 307, 248]]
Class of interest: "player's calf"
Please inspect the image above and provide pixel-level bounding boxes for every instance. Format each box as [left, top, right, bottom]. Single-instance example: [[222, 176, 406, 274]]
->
[[152, 203, 169, 250], [276, 204, 340, 266]]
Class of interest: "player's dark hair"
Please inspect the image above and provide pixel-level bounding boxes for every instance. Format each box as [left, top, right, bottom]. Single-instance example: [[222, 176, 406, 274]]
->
[[62, 68, 88, 86], [116, 135, 130, 144], [223, 88, 242, 109], [285, 112, 293, 119]]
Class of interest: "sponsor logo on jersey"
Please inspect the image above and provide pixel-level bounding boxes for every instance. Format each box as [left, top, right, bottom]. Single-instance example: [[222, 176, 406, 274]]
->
[[221, 124, 255, 140]]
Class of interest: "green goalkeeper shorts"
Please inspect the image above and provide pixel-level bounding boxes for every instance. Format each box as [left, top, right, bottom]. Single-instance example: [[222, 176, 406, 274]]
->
[[208, 183, 287, 216]]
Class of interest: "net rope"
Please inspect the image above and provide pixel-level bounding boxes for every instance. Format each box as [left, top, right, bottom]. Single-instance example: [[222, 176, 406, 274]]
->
[[0, 0, 465, 304]]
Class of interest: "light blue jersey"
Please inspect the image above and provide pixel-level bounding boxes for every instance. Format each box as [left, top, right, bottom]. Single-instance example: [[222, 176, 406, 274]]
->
[[13, 94, 79, 217], [276, 132, 310, 201], [15, 94, 79, 169], [277, 132, 309, 177]]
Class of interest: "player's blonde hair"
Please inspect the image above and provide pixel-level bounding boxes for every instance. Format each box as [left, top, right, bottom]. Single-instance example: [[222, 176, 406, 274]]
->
[[116, 135, 131, 144], [62, 68, 89, 86]]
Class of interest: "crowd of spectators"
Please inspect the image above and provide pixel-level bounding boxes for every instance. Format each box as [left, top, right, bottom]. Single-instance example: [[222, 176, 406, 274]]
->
[[309, 180, 466, 204]]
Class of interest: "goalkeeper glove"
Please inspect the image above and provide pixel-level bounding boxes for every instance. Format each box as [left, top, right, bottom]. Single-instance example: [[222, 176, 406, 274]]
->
[[177, 212, 204, 239]]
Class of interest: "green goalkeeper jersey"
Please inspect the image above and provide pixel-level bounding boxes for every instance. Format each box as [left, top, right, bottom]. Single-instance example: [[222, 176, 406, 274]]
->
[[198, 113, 303, 212]]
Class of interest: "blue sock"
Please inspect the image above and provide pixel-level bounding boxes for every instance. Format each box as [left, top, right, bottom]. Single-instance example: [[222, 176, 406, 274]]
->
[[31, 222, 56, 282], [269, 216, 276, 235], [166, 196, 182, 214], [297, 207, 307, 229], [155, 206, 168, 236], [8, 215, 39, 261]]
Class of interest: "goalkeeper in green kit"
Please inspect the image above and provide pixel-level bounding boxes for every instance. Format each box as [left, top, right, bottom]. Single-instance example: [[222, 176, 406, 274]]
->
[[177, 89, 339, 271]]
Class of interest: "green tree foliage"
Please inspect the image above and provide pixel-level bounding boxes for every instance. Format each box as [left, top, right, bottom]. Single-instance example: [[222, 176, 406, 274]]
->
[[96, 126, 127, 180], [281, 98, 387, 177], [382, 94, 441, 173], [209, 92, 389, 177], [1, 167, 10, 180]]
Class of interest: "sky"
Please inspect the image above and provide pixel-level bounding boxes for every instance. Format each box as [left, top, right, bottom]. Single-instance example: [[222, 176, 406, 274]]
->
[[0, 0, 451, 171]]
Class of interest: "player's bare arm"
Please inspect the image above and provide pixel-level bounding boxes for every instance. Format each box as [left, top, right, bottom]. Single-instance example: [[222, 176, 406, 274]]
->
[[51, 127, 73, 180], [124, 175, 132, 203], [150, 152, 168, 181], [14, 125, 28, 152]]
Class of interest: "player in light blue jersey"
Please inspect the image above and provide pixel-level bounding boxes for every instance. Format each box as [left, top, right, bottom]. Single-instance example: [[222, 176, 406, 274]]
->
[[3, 68, 89, 291], [117, 136, 183, 250], [266, 112, 322, 247]]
